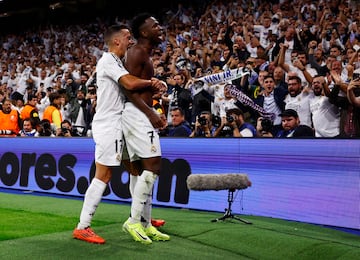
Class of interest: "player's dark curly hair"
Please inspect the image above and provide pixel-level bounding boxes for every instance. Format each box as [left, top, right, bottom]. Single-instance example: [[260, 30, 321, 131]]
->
[[131, 12, 152, 40]]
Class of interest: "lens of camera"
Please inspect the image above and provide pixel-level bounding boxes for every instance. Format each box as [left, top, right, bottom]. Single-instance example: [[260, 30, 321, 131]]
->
[[261, 119, 273, 132], [226, 115, 234, 123], [212, 115, 221, 127], [198, 116, 207, 125]]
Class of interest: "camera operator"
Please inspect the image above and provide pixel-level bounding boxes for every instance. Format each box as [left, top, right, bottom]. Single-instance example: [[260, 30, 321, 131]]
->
[[214, 108, 256, 137], [256, 116, 274, 137], [35, 119, 55, 137], [189, 111, 217, 137], [56, 119, 80, 137]]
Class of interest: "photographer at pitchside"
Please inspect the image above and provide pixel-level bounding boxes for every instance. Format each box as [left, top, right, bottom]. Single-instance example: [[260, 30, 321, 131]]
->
[[214, 107, 256, 137], [189, 110, 217, 137]]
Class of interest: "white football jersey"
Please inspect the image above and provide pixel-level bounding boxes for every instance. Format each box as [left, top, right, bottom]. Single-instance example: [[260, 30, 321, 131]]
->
[[92, 52, 128, 131]]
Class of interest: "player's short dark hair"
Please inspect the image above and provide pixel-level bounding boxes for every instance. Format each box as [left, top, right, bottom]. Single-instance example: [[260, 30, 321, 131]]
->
[[104, 24, 130, 45]]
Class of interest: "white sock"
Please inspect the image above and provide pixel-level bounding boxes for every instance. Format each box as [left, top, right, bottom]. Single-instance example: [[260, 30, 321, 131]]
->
[[77, 178, 106, 229], [142, 191, 152, 227], [130, 170, 157, 224], [129, 175, 138, 197]]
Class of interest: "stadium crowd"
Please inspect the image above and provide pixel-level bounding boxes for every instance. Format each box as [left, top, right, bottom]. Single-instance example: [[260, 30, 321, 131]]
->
[[1, 0, 360, 138]]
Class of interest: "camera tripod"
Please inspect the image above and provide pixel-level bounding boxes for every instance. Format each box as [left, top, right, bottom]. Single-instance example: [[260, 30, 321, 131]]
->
[[211, 188, 252, 224]]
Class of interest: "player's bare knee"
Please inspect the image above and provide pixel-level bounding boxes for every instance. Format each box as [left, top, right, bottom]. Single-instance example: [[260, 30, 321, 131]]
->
[[142, 157, 161, 174]]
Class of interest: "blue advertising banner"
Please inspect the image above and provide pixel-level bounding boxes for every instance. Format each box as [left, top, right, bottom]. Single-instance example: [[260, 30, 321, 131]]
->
[[0, 138, 359, 230]]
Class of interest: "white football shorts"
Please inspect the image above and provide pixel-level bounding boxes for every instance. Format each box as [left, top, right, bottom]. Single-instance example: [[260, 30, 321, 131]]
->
[[92, 122, 124, 166], [122, 102, 161, 161]]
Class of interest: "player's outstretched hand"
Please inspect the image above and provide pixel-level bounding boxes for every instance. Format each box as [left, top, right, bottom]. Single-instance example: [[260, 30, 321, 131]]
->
[[150, 77, 167, 93]]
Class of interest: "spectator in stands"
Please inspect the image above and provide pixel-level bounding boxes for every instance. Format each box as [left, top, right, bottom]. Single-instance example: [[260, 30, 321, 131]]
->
[[85, 84, 97, 135], [254, 75, 288, 134], [307, 40, 329, 76], [167, 107, 192, 137], [244, 69, 269, 102], [11, 59, 32, 102], [58, 89, 71, 121], [30, 69, 58, 92], [297, 22, 317, 50], [231, 35, 250, 64], [6, 70, 18, 93], [36, 87, 50, 120], [255, 14, 277, 49], [224, 21, 249, 63], [213, 84, 240, 128], [309, 75, 340, 137], [284, 75, 312, 127], [164, 72, 192, 124], [0, 90, 5, 110], [69, 86, 90, 135], [237, 56, 259, 91], [273, 66, 288, 91], [63, 71, 79, 100], [329, 46, 344, 64], [329, 73, 360, 138], [190, 80, 212, 126], [347, 77, 360, 113], [320, 25, 345, 55], [278, 45, 317, 88], [209, 48, 226, 72], [271, 25, 304, 64], [327, 59, 349, 89], [13, 97, 24, 114], [274, 109, 314, 138], [243, 25, 262, 59], [343, 47, 356, 67]]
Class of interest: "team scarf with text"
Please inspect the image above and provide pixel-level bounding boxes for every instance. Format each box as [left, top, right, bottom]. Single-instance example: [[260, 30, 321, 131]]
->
[[190, 68, 275, 120], [226, 84, 275, 120]]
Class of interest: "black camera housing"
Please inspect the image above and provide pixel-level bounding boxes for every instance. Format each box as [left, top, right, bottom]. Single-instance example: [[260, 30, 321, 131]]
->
[[353, 73, 360, 81], [38, 120, 52, 136], [198, 116, 207, 126], [261, 118, 273, 133], [325, 30, 332, 41], [226, 115, 234, 123], [61, 127, 69, 134], [212, 115, 221, 127]]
